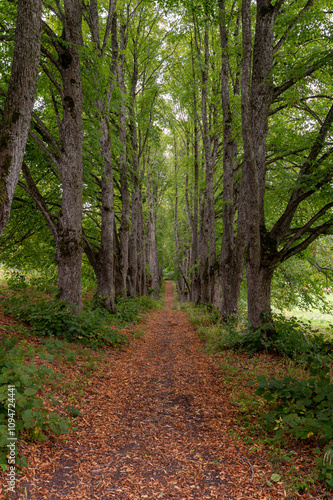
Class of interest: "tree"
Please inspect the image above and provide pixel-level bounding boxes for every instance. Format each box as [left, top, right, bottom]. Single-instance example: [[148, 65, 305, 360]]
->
[[0, 0, 42, 235], [240, 0, 333, 332]]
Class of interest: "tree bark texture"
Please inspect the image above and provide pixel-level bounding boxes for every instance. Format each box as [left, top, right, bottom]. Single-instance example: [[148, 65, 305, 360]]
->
[[117, 19, 130, 296], [55, 0, 84, 311], [219, 0, 245, 318], [147, 175, 159, 299], [0, 0, 42, 235]]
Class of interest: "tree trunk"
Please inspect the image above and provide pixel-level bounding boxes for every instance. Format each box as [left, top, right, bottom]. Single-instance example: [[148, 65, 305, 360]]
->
[[241, 0, 277, 330], [219, 0, 245, 319], [0, 0, 42, 234], [128, 49, 139, 297], [94, 113, 115, 311], [117, 20, 130, 296], [246, 264, 275, 333], [198, 196, 209, 303], [148, 176, 159, 299], [56, 0, 84, 311]]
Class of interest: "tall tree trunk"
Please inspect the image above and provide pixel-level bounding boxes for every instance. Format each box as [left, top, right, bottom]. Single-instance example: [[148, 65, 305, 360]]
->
[[93, 9, 118, 311], [198, 193, 209, 303], [241, 0, 277, 330], [191, 120, 200, 302], [219, 0, 245, 319], [118, 19, 130, 296], [193, 18, 217, 304], [55, 0, 84, 311], [128, 50, 139, 297], [94, 113, 115, 311], [0, 0, 42, 234], [147, 174, 159, 299]]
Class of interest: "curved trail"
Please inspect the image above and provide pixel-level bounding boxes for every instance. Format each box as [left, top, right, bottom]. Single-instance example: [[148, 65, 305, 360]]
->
[[17, 282, 278, 499]]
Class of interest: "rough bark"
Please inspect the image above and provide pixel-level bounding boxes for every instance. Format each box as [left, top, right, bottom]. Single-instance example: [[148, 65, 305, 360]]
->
[[0, 0, 42, 235], [94, 112, 115, 312], [241, 0, 321, 331], [192, 23, 217, 304], [147, 174, 159, 299], [128, 48, 139, 297], [117, 18, 130, 296], [55, 0, 84, 311], [219, 0, 245, 319], [89, 5, 118, 312]]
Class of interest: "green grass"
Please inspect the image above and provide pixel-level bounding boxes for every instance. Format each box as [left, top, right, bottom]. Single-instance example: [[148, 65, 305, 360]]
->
[[283, 294, 333, 330]]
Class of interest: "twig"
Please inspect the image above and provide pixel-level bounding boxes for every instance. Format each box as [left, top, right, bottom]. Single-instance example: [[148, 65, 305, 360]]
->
[[240, 455, 254, 482]]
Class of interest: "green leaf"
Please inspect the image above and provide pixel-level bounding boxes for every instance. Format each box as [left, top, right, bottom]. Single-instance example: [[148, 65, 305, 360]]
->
[[24, 387, 38, 396]]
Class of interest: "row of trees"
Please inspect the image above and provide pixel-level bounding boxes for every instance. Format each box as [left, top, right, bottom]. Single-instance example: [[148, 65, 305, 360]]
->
[[0, 0, 170, 311], [1, 0, 333, 334], [168, 0, 333, 332]]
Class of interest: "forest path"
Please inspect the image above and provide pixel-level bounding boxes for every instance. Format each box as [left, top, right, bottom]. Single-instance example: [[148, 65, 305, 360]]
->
[[16, 282, 279, 499]]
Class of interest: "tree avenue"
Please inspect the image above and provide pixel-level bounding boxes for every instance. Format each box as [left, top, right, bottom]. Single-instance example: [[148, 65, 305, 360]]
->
[[0, 0, 333, 336]]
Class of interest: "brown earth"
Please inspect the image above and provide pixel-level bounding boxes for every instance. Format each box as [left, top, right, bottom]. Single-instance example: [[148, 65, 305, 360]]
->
[[0, 281, 329, 499]]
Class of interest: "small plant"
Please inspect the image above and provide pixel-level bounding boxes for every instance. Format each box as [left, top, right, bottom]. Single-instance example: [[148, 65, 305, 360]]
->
[[114, 295, 158, 324], [316, 446, 333, 489], [0, 337, 70, 470], [252, 356, 333, 489]]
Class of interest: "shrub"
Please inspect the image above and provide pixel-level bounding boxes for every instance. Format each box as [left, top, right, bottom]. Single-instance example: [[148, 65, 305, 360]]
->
[[0, 337, 69, 470], [216, 313, 332, 359], [252, 355, 333, 489], [5, 270, 28, 291], [114, 295, 158, 324], [0, 293, 126, 347]]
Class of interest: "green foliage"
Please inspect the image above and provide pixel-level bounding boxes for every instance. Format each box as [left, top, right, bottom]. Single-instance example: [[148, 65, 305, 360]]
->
[[0, 338, 69, 470], [5, 270, 28, 290], [216, 313, 332, 359], [4, 268, 58, 294], [254, 357, 333, 489], [318, 447, 333, 489], [272, 251, 331, 313], [114, 294, 159, 324], [0, 292, 126, 348]]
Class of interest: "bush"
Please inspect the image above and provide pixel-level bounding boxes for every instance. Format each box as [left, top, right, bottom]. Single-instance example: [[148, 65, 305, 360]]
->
[[252, 355, 333, 489], [216, 313, 332, 359], [5, 270, 28, 291], [0, 293, 126, 348], [114, 294, 158, 324], [0, 337, 69, 470]]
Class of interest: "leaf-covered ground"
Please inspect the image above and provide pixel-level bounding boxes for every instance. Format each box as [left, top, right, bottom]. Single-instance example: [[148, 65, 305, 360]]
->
[[0, 282, 331, 499]]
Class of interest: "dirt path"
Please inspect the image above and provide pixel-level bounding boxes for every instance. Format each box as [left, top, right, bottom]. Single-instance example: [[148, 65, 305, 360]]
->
[[9, 282, 281, 499]]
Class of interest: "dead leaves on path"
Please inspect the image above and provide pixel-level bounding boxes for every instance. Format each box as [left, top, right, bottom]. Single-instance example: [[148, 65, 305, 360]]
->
[[0, 283, 325, 499]]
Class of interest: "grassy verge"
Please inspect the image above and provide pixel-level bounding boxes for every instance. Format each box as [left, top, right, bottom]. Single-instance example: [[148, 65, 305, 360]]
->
[[282, 294, 333, 330], [181, 301, 333, 497]]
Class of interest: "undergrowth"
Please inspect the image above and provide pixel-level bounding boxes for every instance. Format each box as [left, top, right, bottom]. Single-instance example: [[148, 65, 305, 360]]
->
[[0, 290, 160, 348], [0, 292, 126, 348], [0, 337, 70, 471], [182, 301, 333, 492]]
